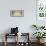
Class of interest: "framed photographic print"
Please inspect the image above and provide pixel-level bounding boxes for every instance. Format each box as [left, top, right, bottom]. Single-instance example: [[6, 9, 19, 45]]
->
[[10, 10, 24, 17]]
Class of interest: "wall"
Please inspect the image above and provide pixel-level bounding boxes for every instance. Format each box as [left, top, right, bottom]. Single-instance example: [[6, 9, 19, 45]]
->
[[0, 0, 36, 42]]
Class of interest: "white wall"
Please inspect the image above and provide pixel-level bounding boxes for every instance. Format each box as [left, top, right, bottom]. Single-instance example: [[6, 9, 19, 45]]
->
[[0, 0, 36, 42]]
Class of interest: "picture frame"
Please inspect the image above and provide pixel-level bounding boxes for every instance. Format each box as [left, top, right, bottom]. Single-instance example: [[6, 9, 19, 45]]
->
[[10, 10, 24, 17]]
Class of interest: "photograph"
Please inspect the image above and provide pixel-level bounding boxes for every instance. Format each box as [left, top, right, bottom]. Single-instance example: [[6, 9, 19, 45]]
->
[[10, 10, 24, 17]]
